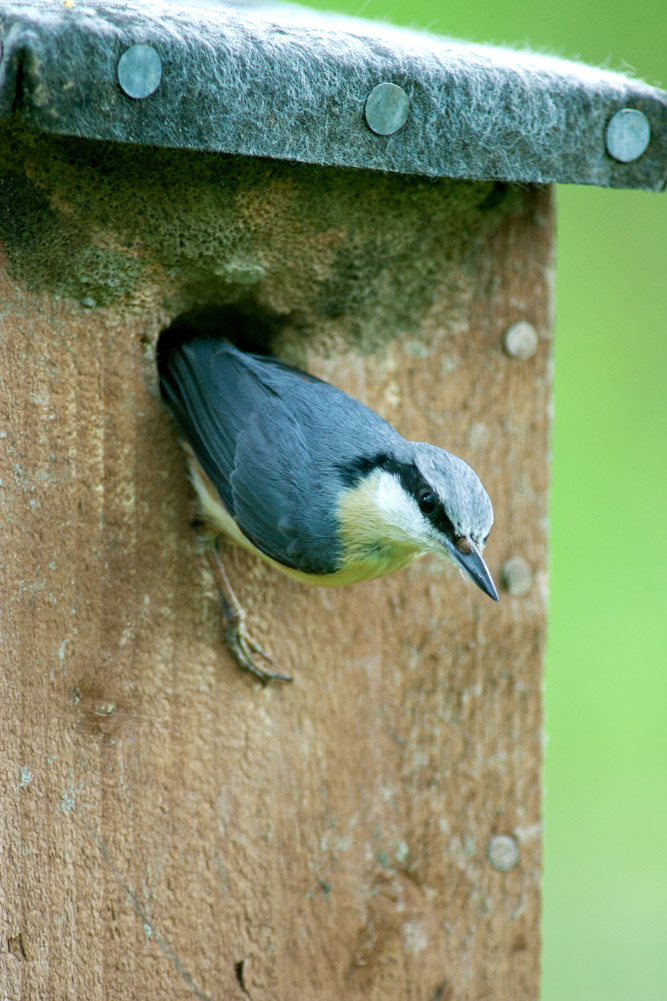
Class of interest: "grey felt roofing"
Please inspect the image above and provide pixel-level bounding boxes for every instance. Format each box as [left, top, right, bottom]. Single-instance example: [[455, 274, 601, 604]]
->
[[0, 0, 664, 190]]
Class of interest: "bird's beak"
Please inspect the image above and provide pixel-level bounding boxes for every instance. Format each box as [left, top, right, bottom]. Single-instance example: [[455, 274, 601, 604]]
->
[[444, 538, 499, 601]]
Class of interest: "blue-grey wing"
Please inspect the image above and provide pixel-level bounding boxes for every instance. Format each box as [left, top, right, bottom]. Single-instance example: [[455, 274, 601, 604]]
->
[[159, 338, 343, 573], [159, 338, 249, 514], [230, 403, 342, 574]]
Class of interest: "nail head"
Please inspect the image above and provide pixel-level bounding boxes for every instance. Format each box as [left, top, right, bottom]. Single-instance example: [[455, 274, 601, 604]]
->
[[365, 83, 410, 136], [117, 44, 162, 100], [606, 109, 651, 163], [500, 557, 533, 597], [487, 835, 519, 873], [502, 321, 538, 361]]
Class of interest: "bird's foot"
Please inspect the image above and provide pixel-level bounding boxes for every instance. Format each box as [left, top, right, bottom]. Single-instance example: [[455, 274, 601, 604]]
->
[[224, 617, 291, 685], [207, 549, 292, 684]]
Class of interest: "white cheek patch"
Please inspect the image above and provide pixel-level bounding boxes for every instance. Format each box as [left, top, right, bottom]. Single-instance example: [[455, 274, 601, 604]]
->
[[374, 471, 459, 560], [374, 471, 433, 548]]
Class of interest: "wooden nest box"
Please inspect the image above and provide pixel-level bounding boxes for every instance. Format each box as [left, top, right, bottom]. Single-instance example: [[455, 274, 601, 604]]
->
[[1, 2, 664, 998]]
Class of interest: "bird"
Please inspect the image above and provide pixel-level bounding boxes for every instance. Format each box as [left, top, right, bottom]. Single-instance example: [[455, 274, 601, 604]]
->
[[158, 334, 498, 682]]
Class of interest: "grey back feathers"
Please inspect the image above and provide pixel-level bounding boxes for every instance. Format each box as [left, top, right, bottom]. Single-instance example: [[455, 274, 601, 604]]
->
[[159, 338, 492, 574]]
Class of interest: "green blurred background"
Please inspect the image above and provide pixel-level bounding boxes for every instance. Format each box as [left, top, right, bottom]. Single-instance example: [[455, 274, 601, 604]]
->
[[295, 2, 667, 997]]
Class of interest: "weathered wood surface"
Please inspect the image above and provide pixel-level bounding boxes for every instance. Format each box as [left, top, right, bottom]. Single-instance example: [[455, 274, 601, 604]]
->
[[0, 123, 552, 1001]]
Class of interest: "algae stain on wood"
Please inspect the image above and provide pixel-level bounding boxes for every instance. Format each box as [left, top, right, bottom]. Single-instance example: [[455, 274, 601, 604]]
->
[[0, 119, 522, 355]]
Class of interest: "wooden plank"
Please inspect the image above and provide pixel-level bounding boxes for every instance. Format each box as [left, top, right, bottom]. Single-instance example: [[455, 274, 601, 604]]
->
[[0, 123, 552, 1000]]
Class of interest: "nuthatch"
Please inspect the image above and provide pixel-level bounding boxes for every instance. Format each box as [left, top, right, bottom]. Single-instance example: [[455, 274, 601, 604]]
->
[[158, 336, 498, 682]]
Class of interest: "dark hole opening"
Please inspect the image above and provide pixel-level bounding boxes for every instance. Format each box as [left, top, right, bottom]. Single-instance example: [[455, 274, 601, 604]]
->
[[156, 304, 280, 373]]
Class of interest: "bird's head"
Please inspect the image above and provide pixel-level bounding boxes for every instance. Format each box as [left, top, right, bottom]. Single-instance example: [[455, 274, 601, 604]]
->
[[411, 443, 497, 599], [341, 443, 498, 599]]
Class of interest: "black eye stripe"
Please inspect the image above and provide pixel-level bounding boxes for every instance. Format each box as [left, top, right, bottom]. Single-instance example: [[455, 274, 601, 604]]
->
[[431, 506, 455, 538], [415, 489, 457, 538], [338, 453, 457, 541]]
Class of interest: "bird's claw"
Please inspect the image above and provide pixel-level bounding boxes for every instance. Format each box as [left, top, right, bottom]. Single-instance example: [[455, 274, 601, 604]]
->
[[207, 548, 292, 684], [224, 617, 292, 685]]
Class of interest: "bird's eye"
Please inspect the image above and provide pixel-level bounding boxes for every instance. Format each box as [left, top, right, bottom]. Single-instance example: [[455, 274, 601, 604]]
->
[[419, 491, 436, 514]]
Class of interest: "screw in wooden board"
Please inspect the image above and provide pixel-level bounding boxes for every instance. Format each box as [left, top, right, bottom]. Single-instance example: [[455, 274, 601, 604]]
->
[[502, 321, 538, 361], [365, 83, 410, 135], [500, 556, 533, 597], [486, 835, 519, 873], [117, 44, 162, 100], [606, 109, 651, 163]]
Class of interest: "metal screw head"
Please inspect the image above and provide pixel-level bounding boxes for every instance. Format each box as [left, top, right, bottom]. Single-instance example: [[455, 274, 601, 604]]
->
[[500, 557, 533, 597], [606, 109, 651, 163], [487, 835, 519, 873], [365, 83, 410, 136], [117, 44, 162, 100], [502, 321, 538, 361]]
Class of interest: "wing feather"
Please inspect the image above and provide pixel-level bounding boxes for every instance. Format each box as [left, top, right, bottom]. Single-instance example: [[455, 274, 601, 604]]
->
[[159, 339, 275, 514], [159, 338, 347, 574]]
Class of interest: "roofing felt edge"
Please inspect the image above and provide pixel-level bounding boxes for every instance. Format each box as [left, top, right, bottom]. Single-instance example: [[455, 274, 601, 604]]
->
[[0, 0, 665, 190]]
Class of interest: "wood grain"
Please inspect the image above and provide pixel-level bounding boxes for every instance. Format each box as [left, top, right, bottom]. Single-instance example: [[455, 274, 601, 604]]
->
[[0, 126, 553, 1000]]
